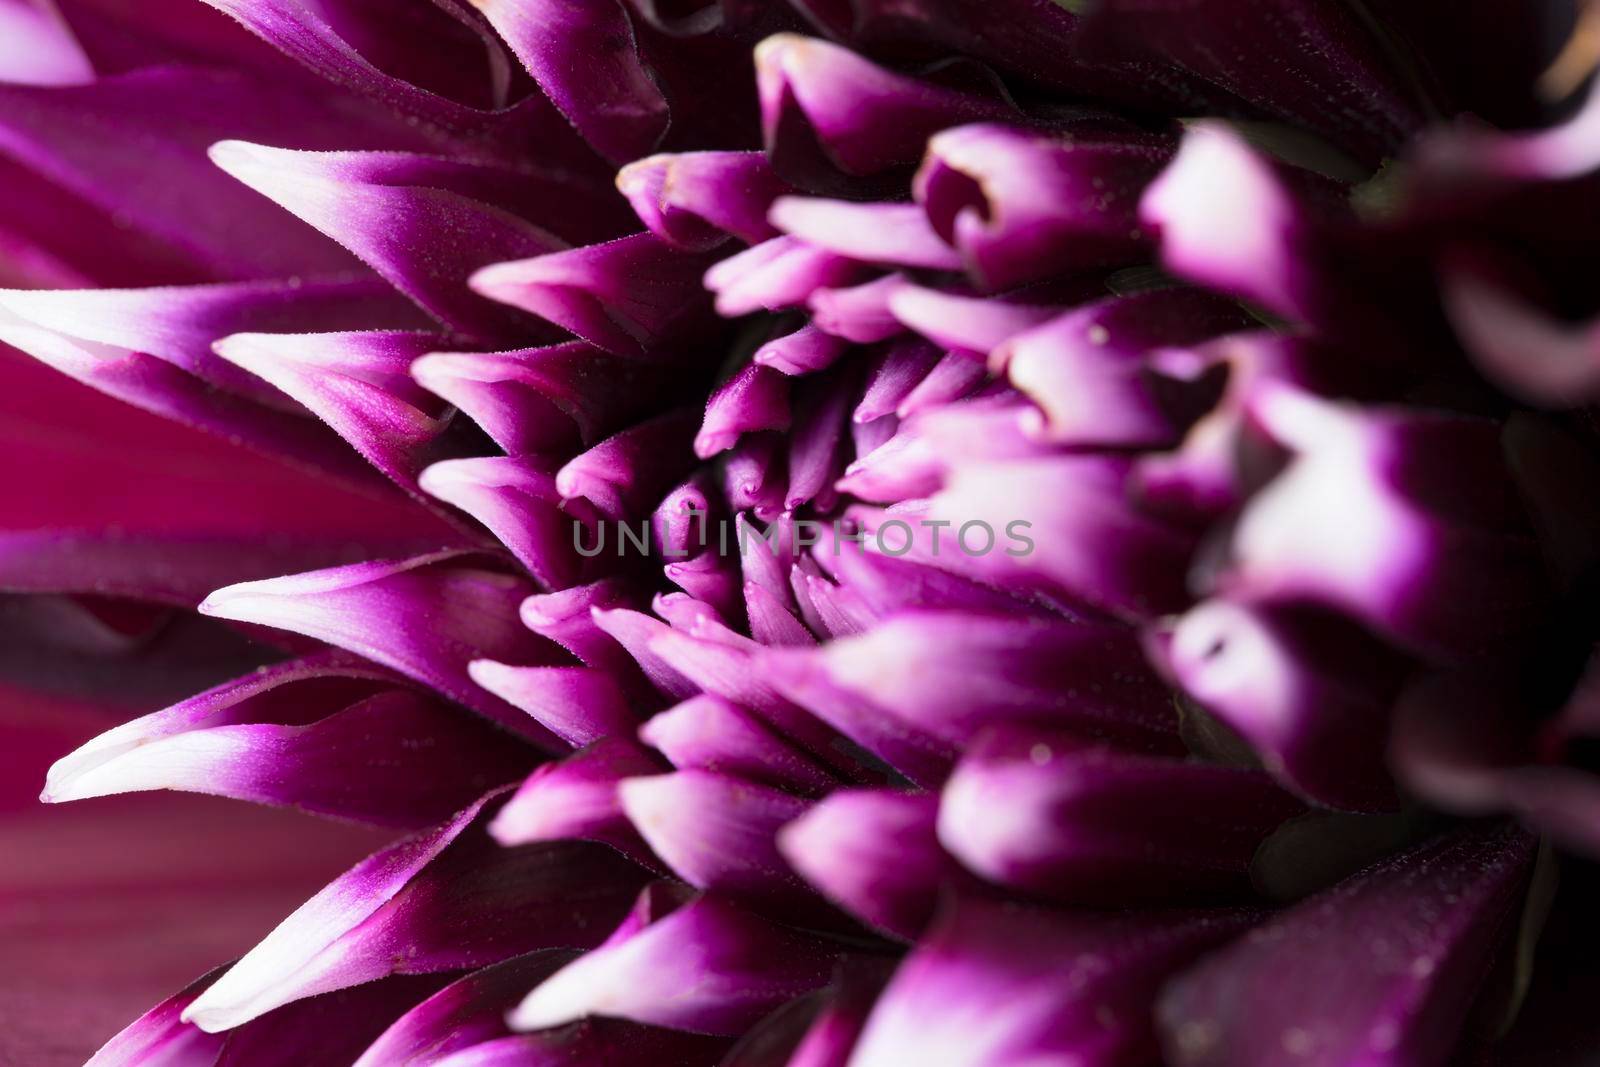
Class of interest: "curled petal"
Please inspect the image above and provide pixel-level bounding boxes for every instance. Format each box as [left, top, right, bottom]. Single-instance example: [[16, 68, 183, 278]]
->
[[490, 737, 661, 858], [1140, 123, 1330, 324], [766, 611, 1177, 752], [753, 322, 851, 375], [352, 950, 580, 1067], [779, 789, 967, 939], [418, 455, 584, 588], [939, 727, 1305, 905], [1441, 254, 1600, 407], [208, 143, 565, 339], [917, 123, 1171, 288], [1228, 384, 1546, 661], [1158, 823, 1538, 1067], [639, 694, 840, 794], [411, 342, 667, 455], [620, 770, 811, 902], [918, 455, 1197, 617], [42, 652, 536, 827], [471, 233, 719, 355], [471, 0, 665, 164], [467, 662, 638, 748], [183, 792, 650, 1031], [755, 33, 1014, 183], [509, 890, 839, 1035], [619, 151, 792, 249], [850, 896, 1257, 1067], [1153, 600, 1405, 811], [217, 330, 451, 487], [995, 289, 1250, 447], [808, 273, 907, 344], [0, 277, 421, 408], [517, 579, 651, 687], [196, 0, 582, 144], [698, 362, 792, 458], [770, 199, 962, 271], [199, 551, 559, 742], [706, 235, 867, 317], [556, 408, 700, 520]]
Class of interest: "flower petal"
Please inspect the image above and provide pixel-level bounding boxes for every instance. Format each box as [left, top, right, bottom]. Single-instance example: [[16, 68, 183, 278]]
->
[[508, 890, 839, 1035], [939, 727, 1305, 905], [850, 896, 1256, 1067], [1157, 823, 1538, 1067], [199, 551, 560, 742], [183, 791, 650, 1031], [471, 233, 720, 355], [42, 652, 538, 827], [779, 788, 968, 939], [209, 142, 567, 340]]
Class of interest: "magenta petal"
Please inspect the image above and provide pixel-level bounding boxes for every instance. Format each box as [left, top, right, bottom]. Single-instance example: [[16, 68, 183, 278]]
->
[[785, 961, 892, 1067], [209, 142, 563, 340], [779, 789, 967, 939], [508, 890, 839, 1035], [86, 966, 228, 1067], [808, 273, 907, 344], [1139, 123, 1337, 326], [753, 323, 851, 376], [418, 456, 584, 588], [851, 897, 1257, 1067], [198, 551, 560, 743], [619, 770, 811, 902], [217, 329, 451, 487], [43, 652, 537, 828], [423, 1022, 729, 1067], [919, 454, 1196, 618], [471, 233, 719, 355], [555, 408, 700, 520], [770, 199, 962, 272], [994, 288, 1251, 447], [774, 610, 1177, 753], [182, 791, 649, 1031], [411, 342, 663, 454], [754, 33, 1014, 183], [194, 0, 584, 147], [466, 663, 638, 748], [916, 123, 1171, 289], [939, 727, 1305, 905], [472, 0, 666, 165], [489, 737, 661, 858], [706, 235, 867, 318], [639, 694, 840, 795], [885, 282, 1065, 358], [1158, 823, 1538, 1067], [1227, 383, 1546, 661], [698, 362, 793, 458], [0, 276, 422, 407], [0, 67, 412, 280], [352, 950, 580, 1067], [1154, 600, 1405, 812], [619, 151, 793, 249], [1441, 254, 1600, 407]]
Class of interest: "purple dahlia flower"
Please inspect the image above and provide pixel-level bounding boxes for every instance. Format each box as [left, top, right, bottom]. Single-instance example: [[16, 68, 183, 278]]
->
[[4, 0, 1600, 1063]]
